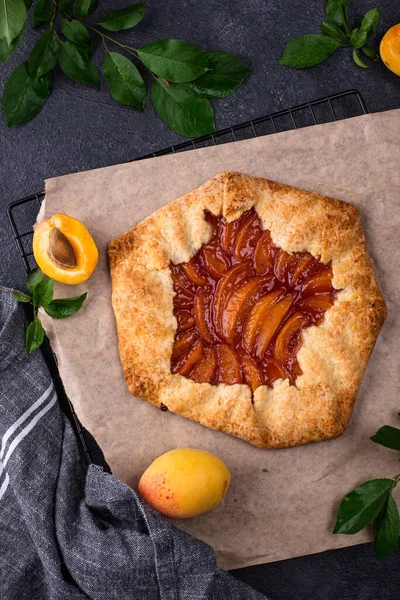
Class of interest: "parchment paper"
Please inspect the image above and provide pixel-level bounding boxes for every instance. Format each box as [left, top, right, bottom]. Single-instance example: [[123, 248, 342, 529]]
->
[[41, 110, 400, 571]]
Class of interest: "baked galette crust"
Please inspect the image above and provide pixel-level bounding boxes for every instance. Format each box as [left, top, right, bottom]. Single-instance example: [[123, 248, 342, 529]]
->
[[108, 171, 387, 449]]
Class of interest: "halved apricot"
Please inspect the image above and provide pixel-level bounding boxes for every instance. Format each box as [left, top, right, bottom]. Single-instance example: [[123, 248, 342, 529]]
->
[[242, 355, 264, 392], [254, 294, 294, 358], [33, 214, 98, 284], [189, 346, 217, 383], [216, 344, 242, 384], [274, 312, 309, 361], [242, 289, 283, 354]]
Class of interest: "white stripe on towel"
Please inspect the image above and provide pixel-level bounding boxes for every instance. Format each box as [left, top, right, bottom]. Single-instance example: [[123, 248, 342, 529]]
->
[[0, 381, 54, 459]]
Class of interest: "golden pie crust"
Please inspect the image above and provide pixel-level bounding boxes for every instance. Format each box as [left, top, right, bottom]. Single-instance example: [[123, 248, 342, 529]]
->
[[108, 171, 387, 449]]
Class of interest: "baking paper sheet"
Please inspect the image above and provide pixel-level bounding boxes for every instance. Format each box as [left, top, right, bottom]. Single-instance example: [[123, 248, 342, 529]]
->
[[41, 109, 400, 570]]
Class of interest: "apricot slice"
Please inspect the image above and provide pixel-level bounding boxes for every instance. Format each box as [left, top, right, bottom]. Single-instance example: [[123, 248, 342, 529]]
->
[[233, 211, 262, 259], [33, 214, 98, 285], [265, 357, 288, 385], [202, 244, 229, 279], [174, 286, 195, 308], [216, 344, 242, 384], [170, 265, 193, 293], [274, 249, 296, 282], [176, 310, 195, 332], [171, 339, 203, 375], [221, 218, 241, 253], [182, 262, 207, 286], [222, 277, 264, 344], [302, 268, 333, 295], [138, 448, 230, 518], [254, 294, 294, 358], [242, 355, 264, 391], [172, 330, 197, 361], [242, 289, 283, 354], [274, 312, 309, 361], [298, 293, 334, 313], [254, 230, 274, 275], [194, 288, 218, 344], [290, 254, 315, 287], [189, 346, 217, 383], [213, 263, 250, 336]]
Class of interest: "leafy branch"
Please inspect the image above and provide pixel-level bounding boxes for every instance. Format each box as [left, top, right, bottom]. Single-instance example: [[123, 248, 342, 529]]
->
[[11, 267, 87, 353], [278, 0, 380, 70], [0, 1, 251, 136], [333, 418, 400, 558]]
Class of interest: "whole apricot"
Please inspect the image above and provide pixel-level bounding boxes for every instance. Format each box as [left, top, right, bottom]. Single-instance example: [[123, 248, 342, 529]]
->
[[33, 214, 98, 284], [380, 24, 400, 76], [138, 448, 231, 518]]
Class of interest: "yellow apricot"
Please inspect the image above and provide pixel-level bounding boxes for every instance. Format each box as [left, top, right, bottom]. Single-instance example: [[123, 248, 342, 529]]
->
[[33, 214, 98, 284], [138, 448, 230, 518], [380, 24, 400, 76]]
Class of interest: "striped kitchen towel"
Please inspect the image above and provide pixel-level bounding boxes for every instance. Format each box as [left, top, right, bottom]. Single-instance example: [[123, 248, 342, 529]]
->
[[0, 289, 267, 600]]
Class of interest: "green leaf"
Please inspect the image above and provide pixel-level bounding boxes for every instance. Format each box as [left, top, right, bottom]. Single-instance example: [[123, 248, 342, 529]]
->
[[333, 479, 394, 535], [26, 318, 45, 353], [2, 62, 51, 127], [0, 27, 24, 64], [371, 426, 400, 451], [103, 51, 146, 111], [352, 48, 368, 68], [13, 290, 31, 303], [0, 0, 26, 44], [59, 41, 100, 90], [44, 293, 87, 318], [374, 495, 400, 558], [33, 278, 53, 307], [152, 78, 215, 138], [73, 0, 97, 20], [362, 45, 379, 59], [320, 20, 349, 45], [186, 50, 251, 99], [61, 19, 91, 52], [28, 30, 59, 79], [98, 2, 145, 32], [138, 39, 208, 83], [58, 0, 72, 11], [27, 267, 42, 291], [351, 9, 380, 48], [32, 0, 52, 28], [325, 0, 349, 34], [278, 34, 341, 69]]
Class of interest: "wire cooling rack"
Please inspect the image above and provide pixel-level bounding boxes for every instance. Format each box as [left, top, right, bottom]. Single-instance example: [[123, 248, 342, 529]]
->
[[8, 89, 367, 273], [7, 89, 367, 465]]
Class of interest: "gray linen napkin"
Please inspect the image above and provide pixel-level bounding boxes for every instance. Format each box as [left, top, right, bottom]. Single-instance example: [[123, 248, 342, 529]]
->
[[0, 290, 267, 600]]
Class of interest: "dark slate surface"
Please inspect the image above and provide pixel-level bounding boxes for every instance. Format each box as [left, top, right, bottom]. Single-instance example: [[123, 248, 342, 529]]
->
[[1, 1, 400, 598]]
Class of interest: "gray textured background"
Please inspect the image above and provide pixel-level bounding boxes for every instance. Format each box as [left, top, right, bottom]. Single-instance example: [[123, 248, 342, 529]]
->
[[1, 1, 400, 598]]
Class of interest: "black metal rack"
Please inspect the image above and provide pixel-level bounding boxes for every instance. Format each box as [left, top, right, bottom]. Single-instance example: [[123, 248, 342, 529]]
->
[[7, 89, 368, 465]]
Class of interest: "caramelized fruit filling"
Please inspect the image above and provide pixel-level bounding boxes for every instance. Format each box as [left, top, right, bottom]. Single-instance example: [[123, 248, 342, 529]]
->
[[170, 209, 337, 391]]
